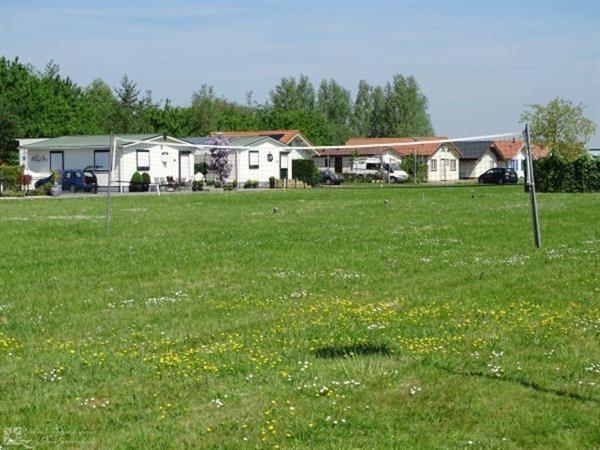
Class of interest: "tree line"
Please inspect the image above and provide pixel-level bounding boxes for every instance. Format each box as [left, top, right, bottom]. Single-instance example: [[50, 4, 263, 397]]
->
[[0, 57, 434, 163]]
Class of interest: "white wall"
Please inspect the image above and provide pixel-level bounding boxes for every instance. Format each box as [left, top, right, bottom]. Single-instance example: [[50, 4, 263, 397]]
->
[[115, 143, 193, 190], [195, 142, 312, 185], [427, 145, 460, 182], [497, 149, 526, 178], [235, 142, 291, 184], [459, 149, 498, 179], [24, 148, 98, 184]]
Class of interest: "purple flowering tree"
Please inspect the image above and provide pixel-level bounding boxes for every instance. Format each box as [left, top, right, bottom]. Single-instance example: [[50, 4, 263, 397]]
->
[[209, 135, 232, 184]]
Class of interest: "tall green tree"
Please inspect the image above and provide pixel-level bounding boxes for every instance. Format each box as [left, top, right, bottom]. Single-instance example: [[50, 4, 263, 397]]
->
[[352, 80, 373, 136], [317, 79, 353, 143], [370, 86, 387, 137], [190, 84, 221, 135], [80, 79, 118, 134], [114, 74, 140, 133], [270, 75, 315, 112], [0, 101, 19, 164], [521, 97, 596, 161], [383, 74, 433, 137]]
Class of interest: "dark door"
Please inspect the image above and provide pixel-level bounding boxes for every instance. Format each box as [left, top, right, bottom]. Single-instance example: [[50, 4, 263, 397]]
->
[[280, 152, 289, 179], [334, 156, 343, 174]]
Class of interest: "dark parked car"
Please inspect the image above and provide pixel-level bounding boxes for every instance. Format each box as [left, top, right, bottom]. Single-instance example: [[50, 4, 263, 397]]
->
[[478, 168, 518, 185], [321, 170, 344, 185], [34, 167, 99, 193]]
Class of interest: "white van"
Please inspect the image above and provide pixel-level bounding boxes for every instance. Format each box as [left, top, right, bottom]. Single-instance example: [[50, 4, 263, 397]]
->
[[352, 159, 409, 183]]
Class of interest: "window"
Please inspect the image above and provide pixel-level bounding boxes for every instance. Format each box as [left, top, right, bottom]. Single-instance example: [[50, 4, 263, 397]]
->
[[430, 159, 437, 171], [136, 150, 150, 171], [249, 151, 259, 169], [450, 160, 456, 171], [514, 159, 520, 171], [50, 151, 64, 171], [94, 150, 109, 170], [366, 163, 380, 171]]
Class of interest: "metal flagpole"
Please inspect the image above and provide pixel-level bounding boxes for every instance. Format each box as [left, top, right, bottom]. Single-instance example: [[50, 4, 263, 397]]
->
[[105, 134, 115, 237], [524, 124, 541, 248]]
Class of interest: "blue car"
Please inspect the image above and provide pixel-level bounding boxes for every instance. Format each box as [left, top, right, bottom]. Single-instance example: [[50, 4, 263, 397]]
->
[[34, 167, 99, 193]]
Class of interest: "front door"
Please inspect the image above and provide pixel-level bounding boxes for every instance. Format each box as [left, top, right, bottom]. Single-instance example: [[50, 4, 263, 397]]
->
[[280, 152, 289, 179], [179, 152, 191, 182], [441, 159, 447, 181], [334, 156, 343, 174]]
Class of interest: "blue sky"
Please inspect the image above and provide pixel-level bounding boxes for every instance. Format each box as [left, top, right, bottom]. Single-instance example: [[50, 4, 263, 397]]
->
[[1, 0, 599, 145]]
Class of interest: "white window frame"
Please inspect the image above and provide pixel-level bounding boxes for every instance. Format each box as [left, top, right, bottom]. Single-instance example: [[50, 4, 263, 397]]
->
[[249, 151, 259, 169], [136, 150, 150, 171], [450, 160, 456, 171], [430, 159, 437, 171]]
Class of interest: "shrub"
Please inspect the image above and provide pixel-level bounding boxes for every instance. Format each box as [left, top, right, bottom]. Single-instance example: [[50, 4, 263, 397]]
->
[[20, 174, 32, 188], [533, 154, 600, 192], [131, 172, 143, 183], [0, 164, 20, 189], [194, 162, 209, 175], [232, 180, 238, 188], [244, 179, 259, 189], [130, 172, 143, 192], [401, 155, 428, 183], [51, 170, 62, 184], [192, 180, 204, 191], [141, 172, 151, 184], [269, 176, 276, 189], [292, 159, 320, 186]]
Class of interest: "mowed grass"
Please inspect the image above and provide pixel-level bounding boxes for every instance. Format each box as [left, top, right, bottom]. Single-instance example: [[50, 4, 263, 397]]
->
[[0, 186, 599, 449]]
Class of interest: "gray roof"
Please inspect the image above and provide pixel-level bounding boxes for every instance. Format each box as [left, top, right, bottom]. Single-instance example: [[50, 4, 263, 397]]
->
[[184, 135, 286, 148], [453, 141, 499, 160], [23, 134, 162, 150]]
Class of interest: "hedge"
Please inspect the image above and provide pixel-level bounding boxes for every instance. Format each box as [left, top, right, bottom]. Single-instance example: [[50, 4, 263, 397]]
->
[[533, 154, 600, 192], [292, 159, 320, 186]]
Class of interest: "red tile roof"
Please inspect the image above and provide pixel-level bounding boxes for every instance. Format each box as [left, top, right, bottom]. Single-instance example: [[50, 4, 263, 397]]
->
[[492, 139, 549, 160], [211, 130, 313, 146], [493, 140, 524, 159], [342, 136, 450, 157]]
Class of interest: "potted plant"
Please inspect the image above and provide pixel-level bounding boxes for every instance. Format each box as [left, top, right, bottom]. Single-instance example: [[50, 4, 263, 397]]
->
[[141, 172, 151, 192], [50, 170, 62, 197], [192, 180, 204, 191], [130, 172, 143, 192]]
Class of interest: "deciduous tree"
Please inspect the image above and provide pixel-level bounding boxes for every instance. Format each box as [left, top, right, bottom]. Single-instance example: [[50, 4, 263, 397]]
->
[[521, 97, 596, 160]]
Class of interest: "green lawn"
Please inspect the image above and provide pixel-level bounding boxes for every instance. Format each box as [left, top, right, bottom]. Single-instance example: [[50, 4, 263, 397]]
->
[[0, 186, 599, 449]]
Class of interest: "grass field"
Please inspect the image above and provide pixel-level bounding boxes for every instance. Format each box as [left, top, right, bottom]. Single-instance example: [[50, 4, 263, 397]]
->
[[0, 186, 599, 449]]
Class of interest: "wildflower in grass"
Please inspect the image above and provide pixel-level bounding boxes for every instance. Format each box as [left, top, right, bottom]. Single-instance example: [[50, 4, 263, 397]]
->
[[38, 367, 64, 382], [409, 386, 422, 395], [211, 398, 224, 408], [80, 397, 109, 408]]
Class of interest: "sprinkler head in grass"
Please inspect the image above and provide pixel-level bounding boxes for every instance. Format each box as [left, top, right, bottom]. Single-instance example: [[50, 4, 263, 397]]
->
[[273, 207, 279, 214], [384, 199, 389, 205]]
